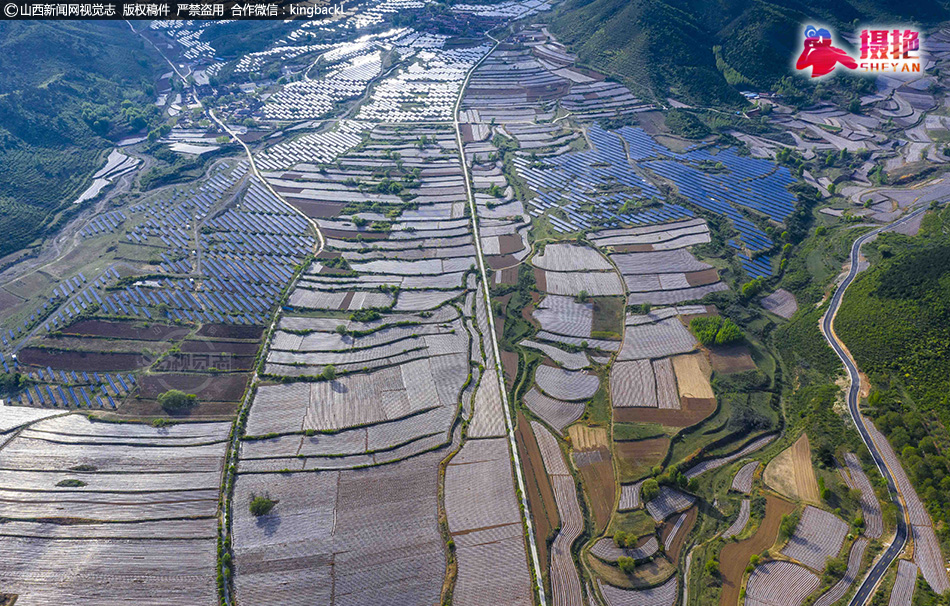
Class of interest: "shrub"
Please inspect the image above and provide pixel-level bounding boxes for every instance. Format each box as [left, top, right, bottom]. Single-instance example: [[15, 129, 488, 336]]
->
[[617, 556, 637, 574], [158, 389, 197, 413], [641, 478, 660, 502], [249, 495, 276, 517], [689, 316, 743, 346]]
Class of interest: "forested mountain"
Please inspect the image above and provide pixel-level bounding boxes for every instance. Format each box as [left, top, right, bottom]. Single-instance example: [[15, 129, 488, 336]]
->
[[549, 0, 948, 106], [0, 21, 162, 259]]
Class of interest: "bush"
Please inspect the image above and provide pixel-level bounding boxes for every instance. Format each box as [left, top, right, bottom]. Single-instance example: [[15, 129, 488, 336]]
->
[[617, 556, 637, 574], [158, 389, 197, 413], [249, 495, 276, 517], [690, 316, 743, 346], [641, 478, 660, 502]]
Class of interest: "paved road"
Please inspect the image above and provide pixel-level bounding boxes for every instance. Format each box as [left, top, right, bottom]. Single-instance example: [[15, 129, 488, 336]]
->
[[451, 35, 549, 606], [820, 206, 930, 606]]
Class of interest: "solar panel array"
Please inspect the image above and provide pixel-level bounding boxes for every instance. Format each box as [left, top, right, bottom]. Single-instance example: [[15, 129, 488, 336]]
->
[[102, 164, 314, 325], [514, 124, 693, 233], [619, 126, 797, 279], [8, 370, 135, 409], [79, 210, 127, 239]]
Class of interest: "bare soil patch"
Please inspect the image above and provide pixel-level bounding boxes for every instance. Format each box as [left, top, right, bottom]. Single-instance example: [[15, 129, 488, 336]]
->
[[615, 436, 670, 482], [709, 344, 757, 374], [18, 347, 152, 371], [534, 267, 547, 292], [515, 412, 558, 577], [195, 324, 264, 340], [719, 495, 796, 606], [764, 433, 820, 504], [286, 199, 344, 218], [498, 234, 525, 255], [661, 505, 697, 561], [613, 397, 716, 427], [685, 268, 720, 287], [62, 319, 191, 341], [574, 446, 614, 532], [136, 372, 250, 402]]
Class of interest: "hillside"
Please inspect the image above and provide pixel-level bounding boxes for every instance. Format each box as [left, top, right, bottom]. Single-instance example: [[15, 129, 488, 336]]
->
[[548, 0, 948, 107], [0, 21, 163, 260], [836, 207, 950, 416]]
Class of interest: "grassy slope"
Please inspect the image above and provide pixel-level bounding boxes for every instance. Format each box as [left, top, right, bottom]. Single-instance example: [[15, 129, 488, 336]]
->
[[0, 21, 161, 259], [835, 207, 950, 553], [837, 208, 950, 418], [548, 0, 947, 107]]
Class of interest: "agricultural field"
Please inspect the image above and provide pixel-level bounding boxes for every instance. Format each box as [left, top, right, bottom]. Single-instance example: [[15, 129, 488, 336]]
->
[[4, 1, 950, 604]]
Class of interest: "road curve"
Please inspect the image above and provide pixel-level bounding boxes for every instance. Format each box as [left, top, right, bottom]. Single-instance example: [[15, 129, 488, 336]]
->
[[820, 206, 929, 606]]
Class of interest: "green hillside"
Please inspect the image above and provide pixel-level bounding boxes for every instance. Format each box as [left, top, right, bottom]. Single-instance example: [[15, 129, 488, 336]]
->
[[0, 21, 163, 260], [836, 207, 950, 417], [836, 206, 950, 542], [548, 0, 947, 107]]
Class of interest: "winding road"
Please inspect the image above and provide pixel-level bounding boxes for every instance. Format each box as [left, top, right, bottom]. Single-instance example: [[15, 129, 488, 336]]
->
[[820, 205, 930, 606]]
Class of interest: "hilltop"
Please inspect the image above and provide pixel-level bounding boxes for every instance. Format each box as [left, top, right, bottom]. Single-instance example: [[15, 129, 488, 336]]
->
[[0, 21, 162, 260], [548, 0, 947, 107]]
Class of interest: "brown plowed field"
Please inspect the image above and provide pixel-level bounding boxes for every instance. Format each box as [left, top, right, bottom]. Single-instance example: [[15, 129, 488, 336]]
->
[[719, 495, 796, 606], [61, 320, 191, 341], [515, 412, 558, 576], [613, 397, 716, 427], [615, 437, 670, 483], [574, 446, 614, 533], [709, 345, 757, 374]]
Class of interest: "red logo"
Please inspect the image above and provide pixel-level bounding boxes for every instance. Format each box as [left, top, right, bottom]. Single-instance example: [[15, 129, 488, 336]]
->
[[796, 26, 857, 78]]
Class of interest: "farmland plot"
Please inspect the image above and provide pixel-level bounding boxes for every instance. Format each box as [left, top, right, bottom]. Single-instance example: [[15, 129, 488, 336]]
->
[[645, 486, 695, 522], [233, 451, 447, 606], [610, 360, 657, 408], [813, 538, 868, 606], [590, 536, 658, 563], [535, 366, 599, 402], [596, 576, 677, 606], [524, 388, 584, 434], [533, 295, 593, 338], [532, 422, 583, 606], [617, 318, 697, 361], [0, 414, 228, 605], [534, 243, 612, 272], [519, 340, 589, 370], [889, 560, 917, 606], [445, 438, 533, 606], [744, 560, 820, 606], [838, 452, 882, 539], [731, 461, 760, 494], [865, 423, 950, 593], [721, 499, 750, 539], [781, 506, 848, 572]]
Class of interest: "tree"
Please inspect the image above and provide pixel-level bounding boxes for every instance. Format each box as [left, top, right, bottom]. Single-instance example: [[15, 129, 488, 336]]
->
[[321, 365, 336, 381], [641, 479, 660, 502], [249, 495, 276, 517], [617, 556, 637, 574], [158, 389, 197, 413], [576, 290, 590, 304], [705, 559, 720, 576]]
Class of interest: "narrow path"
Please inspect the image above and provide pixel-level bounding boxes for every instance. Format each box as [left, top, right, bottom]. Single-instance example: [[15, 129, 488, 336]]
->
[[453, 39, 548, 606], [819, 205, 930, 606]]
